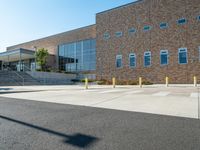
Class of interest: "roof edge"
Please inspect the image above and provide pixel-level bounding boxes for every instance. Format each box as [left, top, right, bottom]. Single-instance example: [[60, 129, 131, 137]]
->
[[96, 0, 143, 15], [7, 24, 96, 50]]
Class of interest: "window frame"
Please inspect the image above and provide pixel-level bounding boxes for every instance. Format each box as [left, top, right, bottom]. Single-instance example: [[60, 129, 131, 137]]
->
[[160, 50, 169, 66], [178, 48, 188, 64], [177, 18, 187, 25], [129, 53, 136, 68], [144, 51, 151, 67], [116, 55, 123, 68]]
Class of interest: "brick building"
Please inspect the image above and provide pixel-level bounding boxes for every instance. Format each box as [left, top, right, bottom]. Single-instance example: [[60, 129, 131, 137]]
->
[[0, 0, 200, 83], [96, 0, 200, 83]]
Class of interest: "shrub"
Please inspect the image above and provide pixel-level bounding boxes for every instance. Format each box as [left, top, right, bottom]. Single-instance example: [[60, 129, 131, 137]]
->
[[97, 79, 153, 85], [81, 79, 97, 83], [142, 80, 153, 85], [71, 79, 80, 82]]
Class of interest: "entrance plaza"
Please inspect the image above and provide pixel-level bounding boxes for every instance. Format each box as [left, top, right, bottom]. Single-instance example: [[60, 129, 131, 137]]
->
[[0, 84, 199, 119]]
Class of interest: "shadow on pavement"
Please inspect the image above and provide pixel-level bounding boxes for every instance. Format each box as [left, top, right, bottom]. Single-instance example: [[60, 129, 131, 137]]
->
[[0, 88, 13, 91], [0, 115, 99, 148], [0, 90, 45, 94]]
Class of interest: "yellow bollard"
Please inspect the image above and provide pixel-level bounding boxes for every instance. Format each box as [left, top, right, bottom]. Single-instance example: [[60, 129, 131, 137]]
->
[[194, 76, 197, 87], [85, 78, 88, 89], [139, 77, 142, 88], [165, 77, 169, 87], [112, 77, 116, 88]]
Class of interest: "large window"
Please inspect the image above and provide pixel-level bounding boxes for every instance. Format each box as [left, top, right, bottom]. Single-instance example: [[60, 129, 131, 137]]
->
[[178, 48, 188, 64], [144, 51, 151, 67], [116, 55, 122, 68], [160, 50, 169, 65], [129, 53, 136, 68], [58, 39, 96, 72]]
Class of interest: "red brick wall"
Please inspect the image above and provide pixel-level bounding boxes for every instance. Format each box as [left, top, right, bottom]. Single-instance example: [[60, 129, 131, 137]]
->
[[96, 0, 200, 84]]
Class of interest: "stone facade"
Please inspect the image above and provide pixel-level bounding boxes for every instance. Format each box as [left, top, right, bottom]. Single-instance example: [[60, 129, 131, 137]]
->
[[96, 0, 200, 84], [7, 25, 96, 69]]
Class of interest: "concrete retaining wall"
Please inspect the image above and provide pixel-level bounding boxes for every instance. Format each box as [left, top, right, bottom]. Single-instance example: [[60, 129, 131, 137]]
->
[[26, 71, 77, 85]]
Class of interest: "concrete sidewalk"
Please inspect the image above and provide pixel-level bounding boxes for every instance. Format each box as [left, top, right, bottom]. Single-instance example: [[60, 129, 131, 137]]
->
[[0, 85, 199, 119]]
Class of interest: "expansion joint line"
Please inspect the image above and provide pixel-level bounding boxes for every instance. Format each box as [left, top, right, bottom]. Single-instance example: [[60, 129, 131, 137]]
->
[[90, 93, 129, 107]]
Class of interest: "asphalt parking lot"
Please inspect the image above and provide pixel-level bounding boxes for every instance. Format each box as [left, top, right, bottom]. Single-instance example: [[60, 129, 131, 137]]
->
[[0, 97, 200, 150]]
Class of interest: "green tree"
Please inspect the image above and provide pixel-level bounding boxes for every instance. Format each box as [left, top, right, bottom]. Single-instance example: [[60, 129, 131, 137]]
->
[[35, 48, 49, 71]]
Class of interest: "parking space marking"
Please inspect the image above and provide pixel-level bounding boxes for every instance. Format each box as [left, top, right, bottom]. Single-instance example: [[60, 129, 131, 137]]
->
[[99, 89, 127, 94], [83, 89, 101, 92], [152, 92, 170, 97], [190, 93, 198, 98], [125, 90, 143, 94]]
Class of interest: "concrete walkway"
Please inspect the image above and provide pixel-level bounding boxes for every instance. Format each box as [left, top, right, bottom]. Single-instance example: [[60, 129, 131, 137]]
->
[[0, 85, 199, 119]]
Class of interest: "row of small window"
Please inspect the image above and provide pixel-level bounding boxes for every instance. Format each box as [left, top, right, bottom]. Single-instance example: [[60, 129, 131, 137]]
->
[[116, 47, 199, 68], [104, 16, 200, 40]]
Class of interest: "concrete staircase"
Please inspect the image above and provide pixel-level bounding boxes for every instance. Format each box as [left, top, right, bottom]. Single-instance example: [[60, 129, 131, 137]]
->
[[0, 71, 41, 86]]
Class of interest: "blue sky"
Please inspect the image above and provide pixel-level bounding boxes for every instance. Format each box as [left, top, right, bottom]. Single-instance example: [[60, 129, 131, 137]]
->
[[0, 0, 136, 52]]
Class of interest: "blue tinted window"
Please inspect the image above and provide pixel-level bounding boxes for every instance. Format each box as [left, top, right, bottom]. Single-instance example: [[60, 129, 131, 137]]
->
[[160, 23, 168, 29], [178, 48, 187, 64], [129, 53, 136, 68], [58, 39, 96, 72], [177, 18, 187, 25], [197, 16, 200, 21], [143, 26, 152, 32], [103, 32, 110, 40], [116, 55, 122, 68], [115, 31, 123, 37], [160, 50, 168, 65], [144, 51, 151, 67], [128, 28, 136, 34]]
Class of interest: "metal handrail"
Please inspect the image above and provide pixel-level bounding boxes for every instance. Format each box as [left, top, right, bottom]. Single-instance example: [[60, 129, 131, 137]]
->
[[23, 65, 31, 71], [12, 71, 24, 86], [5, 66, 25, 86]]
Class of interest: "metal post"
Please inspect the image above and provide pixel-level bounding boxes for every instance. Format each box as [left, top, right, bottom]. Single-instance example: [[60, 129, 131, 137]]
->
[[34, 46, 37, 71], [85, 78, 88, 89], [194, 76, 197, 87], [112, 77, 116, 88], [198, 87, 200, 119], [19, 52, 22, 72], [7, 55, 9, 70], [1, 61, 3, 70], [166, 77, 169, 87], [139, 77, 142, 88]]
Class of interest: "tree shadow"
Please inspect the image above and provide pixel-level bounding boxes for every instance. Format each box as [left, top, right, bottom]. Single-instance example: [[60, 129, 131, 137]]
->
[[0, 115, 99, 148]]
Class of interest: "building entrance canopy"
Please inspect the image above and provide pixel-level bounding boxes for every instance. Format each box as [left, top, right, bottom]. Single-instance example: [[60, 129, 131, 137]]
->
[[0, 48, 36, 71], [0, 48, 35, 62]]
